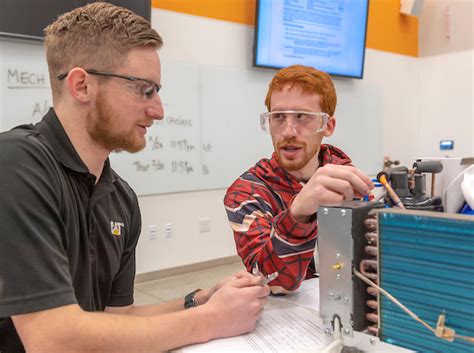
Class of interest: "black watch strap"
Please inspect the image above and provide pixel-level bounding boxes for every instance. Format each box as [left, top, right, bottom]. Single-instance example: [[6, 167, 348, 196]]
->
[[184, 288, 202, 309]]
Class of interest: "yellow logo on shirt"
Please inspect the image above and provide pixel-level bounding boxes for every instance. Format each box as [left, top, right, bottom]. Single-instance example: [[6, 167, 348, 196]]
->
[[110, 221, 125, 236]]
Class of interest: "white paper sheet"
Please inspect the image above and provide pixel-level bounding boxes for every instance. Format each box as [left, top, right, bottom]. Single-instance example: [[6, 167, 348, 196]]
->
[[270, 278, 320, 311], [180, 306, 330, 352]]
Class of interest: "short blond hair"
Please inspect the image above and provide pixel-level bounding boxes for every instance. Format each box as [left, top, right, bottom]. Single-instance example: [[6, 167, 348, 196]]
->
[[44, 2, 163, 99], [264, 65, 337, 117]]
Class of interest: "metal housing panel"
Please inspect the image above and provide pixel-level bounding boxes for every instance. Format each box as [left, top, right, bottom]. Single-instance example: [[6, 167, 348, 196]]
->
[[318, 201, 382, 337], [319, 206, 354, 335]]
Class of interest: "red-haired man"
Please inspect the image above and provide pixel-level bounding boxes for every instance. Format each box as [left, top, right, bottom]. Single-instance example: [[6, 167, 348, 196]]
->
[[224, 65, 374, 293]]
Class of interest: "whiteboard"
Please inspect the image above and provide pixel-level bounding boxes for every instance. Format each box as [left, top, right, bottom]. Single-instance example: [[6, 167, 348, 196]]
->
[[0, 38, 52, 132], [0, 38, 381, 196], [108, 61, 275, 195]]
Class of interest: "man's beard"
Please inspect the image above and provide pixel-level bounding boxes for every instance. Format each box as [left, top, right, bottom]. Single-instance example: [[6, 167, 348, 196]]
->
[[87, 91, 146, 153], [274, 137, 320, 171]]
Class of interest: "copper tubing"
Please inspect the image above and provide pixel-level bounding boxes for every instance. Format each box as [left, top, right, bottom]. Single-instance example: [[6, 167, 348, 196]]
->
[[364, 246, 378, 257], [367, 325, 379, 336], [408, 168, 416, 190], [360, 259, 377, 268], [366, 312, 379, 323], [363, 214, 380, 332], [364, 214, 378, 247], [360, 259, 378, 279], [360, 273, 377, 282], [364, 217, 377, 230], [367, 300, 378, 310], [360, 260, 378, 281], [361, 273, 377, 281], [367, 287, 379, 296], [365, 231, 378, 245]]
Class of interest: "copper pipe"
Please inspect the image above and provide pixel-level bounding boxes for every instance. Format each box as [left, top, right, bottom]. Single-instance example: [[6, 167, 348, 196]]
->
[[365, 232, 378, 245], [367, 325, 379, 336], [366, 312, 379, 323], [367, 287, 379, 296], [367, 300, 378, 309], [431, 173, 436, 196], [360, 259, 378, 281], [362, 273, 377, 281], [364, 217, 377, 230], [364, 245, 378, 257], [360, 259, 378, 269]]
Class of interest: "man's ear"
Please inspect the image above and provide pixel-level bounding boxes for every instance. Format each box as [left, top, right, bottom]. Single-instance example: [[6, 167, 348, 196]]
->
[[65, 68, 96, 103], [323, 116, 336, 137]]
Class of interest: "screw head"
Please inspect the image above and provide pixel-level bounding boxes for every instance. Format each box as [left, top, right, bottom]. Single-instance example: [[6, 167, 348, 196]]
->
[[343, 328, 351, 335], [329, 292, 334, 299], [323, 208, 329, 215], [341, 209, 346, 216], [324, 328, 333, 336], [343, 297, 349, 303], [336, 253, 341, 259], [370, 337, 376, 345], [336, 274, 341, 280]]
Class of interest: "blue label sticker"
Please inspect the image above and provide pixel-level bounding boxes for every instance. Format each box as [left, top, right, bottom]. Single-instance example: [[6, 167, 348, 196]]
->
[[439, 140, 454, 150]]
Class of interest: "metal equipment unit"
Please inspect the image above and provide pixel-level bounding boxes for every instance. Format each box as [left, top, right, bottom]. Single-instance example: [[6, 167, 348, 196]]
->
[[378, 209, 474, 353], [318, 203, 474, 352], [318, 200, 383, 337]]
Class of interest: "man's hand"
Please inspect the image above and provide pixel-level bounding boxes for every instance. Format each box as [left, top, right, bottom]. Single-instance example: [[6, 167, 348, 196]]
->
[[197, 270, 261, 305], [291, 164, 374, 223], [204, 274, 270, 339]]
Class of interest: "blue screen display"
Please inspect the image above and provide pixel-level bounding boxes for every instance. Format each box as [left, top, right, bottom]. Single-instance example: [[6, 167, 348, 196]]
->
[[254, 0, 369, 79]]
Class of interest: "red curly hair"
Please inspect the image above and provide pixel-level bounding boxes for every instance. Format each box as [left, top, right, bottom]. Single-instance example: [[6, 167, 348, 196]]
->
[[264, 65, 337, 116]]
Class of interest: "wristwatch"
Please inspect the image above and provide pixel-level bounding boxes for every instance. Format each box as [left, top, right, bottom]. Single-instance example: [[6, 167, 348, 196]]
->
[[184, 288, 202, 309]]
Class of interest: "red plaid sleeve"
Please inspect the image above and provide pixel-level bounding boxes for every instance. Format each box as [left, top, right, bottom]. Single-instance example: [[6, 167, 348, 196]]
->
[[224, 175, 317, 291]]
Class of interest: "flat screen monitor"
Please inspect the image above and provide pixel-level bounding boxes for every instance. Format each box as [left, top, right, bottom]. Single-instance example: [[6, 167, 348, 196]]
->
[[0, 0, 151, 41], [254, 0, 369, 79]]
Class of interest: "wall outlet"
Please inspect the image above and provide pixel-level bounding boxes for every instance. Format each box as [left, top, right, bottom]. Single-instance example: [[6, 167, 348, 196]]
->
[[149, 225, 157, 240], [164, 223, 173, 238], [199, 217, 211, 233]]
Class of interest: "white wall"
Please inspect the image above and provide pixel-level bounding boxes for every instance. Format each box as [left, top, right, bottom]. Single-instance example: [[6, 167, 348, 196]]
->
[[418, 49, 473, 158], [136, 189, 235, 274], [135, 8, 473, 275], [136, 10, 255, 274], [419, 0, 473, 57], [418, 0, 473, 159]]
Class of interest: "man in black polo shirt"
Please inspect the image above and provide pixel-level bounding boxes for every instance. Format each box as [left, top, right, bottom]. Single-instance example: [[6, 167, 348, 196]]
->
[[0, 3, 269, 352]]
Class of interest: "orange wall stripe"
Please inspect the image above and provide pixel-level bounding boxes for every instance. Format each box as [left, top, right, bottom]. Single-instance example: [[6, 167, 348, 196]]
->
[[152, 0, 418, 57], [152, 0, 256, 26], [366, 0, 418, 57]]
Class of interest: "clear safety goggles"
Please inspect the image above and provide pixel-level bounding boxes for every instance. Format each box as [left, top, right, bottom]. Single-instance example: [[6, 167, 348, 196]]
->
[[260, 110, 329, 136]]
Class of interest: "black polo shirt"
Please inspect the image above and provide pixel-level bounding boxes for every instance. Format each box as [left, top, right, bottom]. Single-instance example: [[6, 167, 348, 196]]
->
[[0, 108, 142, 352]]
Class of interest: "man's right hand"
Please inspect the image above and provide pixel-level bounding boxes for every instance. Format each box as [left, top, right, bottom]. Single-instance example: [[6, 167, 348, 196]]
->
[[12, 274, 270, 353], [204, 275, 270, 339], [290, 164, 374, 223]]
